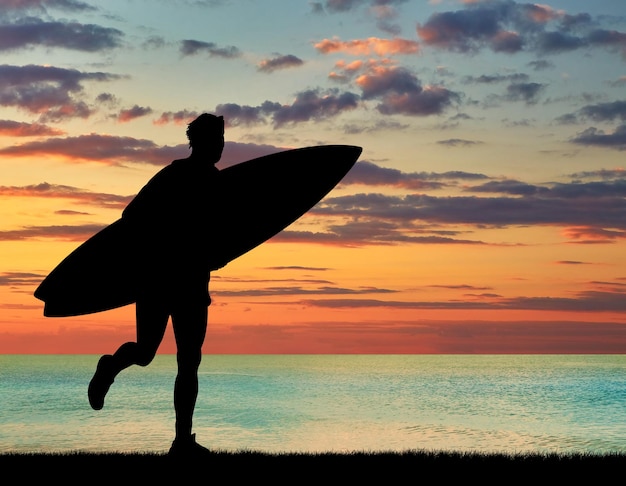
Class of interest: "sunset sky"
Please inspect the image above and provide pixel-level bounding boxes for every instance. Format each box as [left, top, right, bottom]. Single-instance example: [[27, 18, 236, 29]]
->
[[1, 0, 626, 354]]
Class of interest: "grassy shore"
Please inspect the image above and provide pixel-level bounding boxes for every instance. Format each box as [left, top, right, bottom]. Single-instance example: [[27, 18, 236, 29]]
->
[[2, 450, 624, 482]]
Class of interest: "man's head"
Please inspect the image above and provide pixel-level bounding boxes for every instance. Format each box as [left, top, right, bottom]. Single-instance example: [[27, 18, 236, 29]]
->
[[186, 113, 224, 163]]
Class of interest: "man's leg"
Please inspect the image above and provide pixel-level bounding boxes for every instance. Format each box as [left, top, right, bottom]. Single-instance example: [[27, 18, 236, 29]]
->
[[88, 298, 169, 410], [170, 303, 208, 443]]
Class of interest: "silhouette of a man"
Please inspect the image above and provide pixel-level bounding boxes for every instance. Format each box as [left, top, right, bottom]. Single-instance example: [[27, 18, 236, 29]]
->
[[88, 113, 225, 456]]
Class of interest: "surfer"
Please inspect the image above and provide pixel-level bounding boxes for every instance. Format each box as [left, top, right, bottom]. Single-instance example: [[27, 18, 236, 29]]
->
[[87, 113, 225, 456]]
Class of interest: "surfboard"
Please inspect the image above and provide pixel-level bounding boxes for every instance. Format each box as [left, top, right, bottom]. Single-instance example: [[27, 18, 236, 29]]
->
[[34, 144, 362, 317]]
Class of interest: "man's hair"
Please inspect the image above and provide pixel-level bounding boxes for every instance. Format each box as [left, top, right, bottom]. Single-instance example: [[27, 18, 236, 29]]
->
[[186, 113, 224, 147]]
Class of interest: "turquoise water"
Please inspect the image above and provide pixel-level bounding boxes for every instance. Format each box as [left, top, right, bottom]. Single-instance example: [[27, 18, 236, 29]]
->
[[0, 355, 624, 454]]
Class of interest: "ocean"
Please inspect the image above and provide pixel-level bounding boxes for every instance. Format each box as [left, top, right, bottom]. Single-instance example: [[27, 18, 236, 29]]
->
[[1, 354, 624, 455]]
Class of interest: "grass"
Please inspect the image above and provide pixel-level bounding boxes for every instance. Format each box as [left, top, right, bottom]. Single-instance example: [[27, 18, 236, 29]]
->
[[1, 450, 624, 482]]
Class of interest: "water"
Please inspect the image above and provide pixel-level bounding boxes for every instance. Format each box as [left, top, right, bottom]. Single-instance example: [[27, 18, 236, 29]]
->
[[1, 354, 624, 454]]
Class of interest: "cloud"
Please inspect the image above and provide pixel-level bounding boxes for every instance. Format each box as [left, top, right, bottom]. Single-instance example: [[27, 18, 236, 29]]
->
[[314, 36, 420, 56], [219, 141, 283, 166], [437, 138, 482, 147], [0, 18, 124, 52], [2, 0, 96, 14], [313, 0, 407, 15], [417, 4, 517, 53], [215, 276, 334, 285], [3, 145, 626, 247], [1, 168, 624, 250], [142, 35, 166, 50], [216, 101, 278, 125], [304, 222, 486, 246], [116, 105, 153, 123], [311, 1, 407, 36], [0, 223, 106, 242], [153, 110, 200, 125], [0, 133, 283, 168], [559, 101, 626, 150], [341, 160, 487, 190], [341, 118, 409, 134], [95, 92, 118, 108], [609, 76, 626, 88], [216, 88, 360, 127], [378, 84, 458, 116], [328, 59, 369, 83], [222, 62, 455, 121], [370, 5, 402, 35], [179, 39, 241, 58], [214, 285, 396, 298], [587, 29, 626, 56], [314, 0, 367, 13], [343, 161, 440, 190], [0, 119, 64, 136], [561, 226, 626, 244], [463, 73, 529, 84], [0, 182, 131, 209], [263, 266, 331, 272], [311, 180, 626, 245], [578, 101, 626, 122], [357, 65, 420, 99], [527, 59, 553, 71], [570, 125, 626, 151], [416, 1, 626, 58], [470, 177, 626, 201], [55, 209, 91, 215], [299, 288, 626, 312], [569, 168, 626, 180], [271, 224, 486, 247], [0, 64, 122, 122], [479, 79, 546, 107], [535, 30, 585, 53], [356, 65, 459, 115], [257, 54, 304, 73], [503, 82, 546, 104], [0, 133, 183, 166], [0, 271, 45, 287], [272, 89, 360, 125], [468, 179, 548, 196]]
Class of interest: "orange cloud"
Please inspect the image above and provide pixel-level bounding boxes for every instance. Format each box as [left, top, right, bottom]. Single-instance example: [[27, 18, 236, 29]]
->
[[314, 37, 419, 56], [335, 59, 364, 73], [329, 58, 395, 82]]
